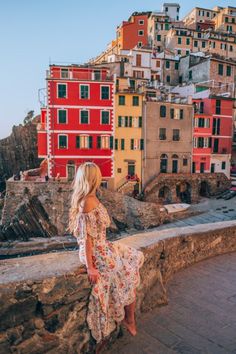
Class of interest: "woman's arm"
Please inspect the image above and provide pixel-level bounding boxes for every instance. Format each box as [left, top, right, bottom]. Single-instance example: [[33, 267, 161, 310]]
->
[[81, 195, 100, 284], [85, 234, 99, 284]]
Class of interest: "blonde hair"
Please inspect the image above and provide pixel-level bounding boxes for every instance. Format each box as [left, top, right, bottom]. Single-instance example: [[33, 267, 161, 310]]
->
[[68, 162, 102, 234]]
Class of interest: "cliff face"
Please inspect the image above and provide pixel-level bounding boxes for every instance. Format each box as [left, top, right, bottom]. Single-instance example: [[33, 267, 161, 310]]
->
[[0, 116, 41, 182]]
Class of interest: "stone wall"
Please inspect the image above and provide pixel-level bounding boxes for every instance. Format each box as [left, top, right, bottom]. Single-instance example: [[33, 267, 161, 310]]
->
[[144, 172, 230, 203], [1, 181, 167, 240], [1, 220, 236, 353], [0, 117, 41, 184]]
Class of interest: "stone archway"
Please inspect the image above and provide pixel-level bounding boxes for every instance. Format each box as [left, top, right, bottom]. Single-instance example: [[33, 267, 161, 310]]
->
[[158, 186, 172, 204], [199, 181, 210, 197], [176, 182, 192, 203]]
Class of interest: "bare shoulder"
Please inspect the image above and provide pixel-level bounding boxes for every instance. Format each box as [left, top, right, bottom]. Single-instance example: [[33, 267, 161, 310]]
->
[[79, 194, 100, 213]]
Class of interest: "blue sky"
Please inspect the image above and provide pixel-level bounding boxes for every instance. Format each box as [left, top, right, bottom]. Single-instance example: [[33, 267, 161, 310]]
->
[[0, 0, 231, 139]]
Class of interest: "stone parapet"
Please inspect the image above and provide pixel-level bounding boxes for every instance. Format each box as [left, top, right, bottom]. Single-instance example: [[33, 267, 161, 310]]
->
[[1, 220, 236, 353]]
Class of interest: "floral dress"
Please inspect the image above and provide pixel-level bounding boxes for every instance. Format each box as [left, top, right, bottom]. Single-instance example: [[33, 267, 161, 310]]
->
[[74, 201, 145, 343]]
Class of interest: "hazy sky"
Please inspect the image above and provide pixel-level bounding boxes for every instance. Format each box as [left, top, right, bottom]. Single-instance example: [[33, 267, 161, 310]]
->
[[0, 0, 231, 139]]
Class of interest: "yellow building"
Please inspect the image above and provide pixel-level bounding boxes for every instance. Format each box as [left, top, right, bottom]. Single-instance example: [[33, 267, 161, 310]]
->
[[112, 77, 144, 195]]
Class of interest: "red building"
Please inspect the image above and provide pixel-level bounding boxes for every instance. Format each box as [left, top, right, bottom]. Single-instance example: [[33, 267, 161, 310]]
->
[[38, 65, 114, 182], [117, 12, 149, 51], [193, 97, 234, 177]]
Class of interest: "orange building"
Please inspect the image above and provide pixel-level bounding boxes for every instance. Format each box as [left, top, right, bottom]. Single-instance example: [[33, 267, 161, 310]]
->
[[117, 12, 150, 51]]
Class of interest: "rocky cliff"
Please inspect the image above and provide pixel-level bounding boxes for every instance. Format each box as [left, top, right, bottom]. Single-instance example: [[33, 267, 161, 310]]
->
[[0, 116, 41, 187]]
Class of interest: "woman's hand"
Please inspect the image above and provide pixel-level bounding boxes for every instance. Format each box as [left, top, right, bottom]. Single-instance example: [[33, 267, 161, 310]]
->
[[87, 267, 99, 284]]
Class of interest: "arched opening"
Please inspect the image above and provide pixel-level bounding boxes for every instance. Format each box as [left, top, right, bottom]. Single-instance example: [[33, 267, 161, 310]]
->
[[199, 181, 210, 197], [160, 154, 168, 173], [176, 182, 192, 203], [158, 185, 172, 204], [172, 154, 179, 173]]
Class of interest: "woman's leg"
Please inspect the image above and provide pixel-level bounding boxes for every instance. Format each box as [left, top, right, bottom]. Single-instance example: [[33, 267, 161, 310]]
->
[[122, 291, 137, 336]]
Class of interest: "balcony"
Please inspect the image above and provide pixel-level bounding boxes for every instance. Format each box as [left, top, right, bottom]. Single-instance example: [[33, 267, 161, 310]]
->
[[173, 136, 180, 141], [159, 135, 167, 140]]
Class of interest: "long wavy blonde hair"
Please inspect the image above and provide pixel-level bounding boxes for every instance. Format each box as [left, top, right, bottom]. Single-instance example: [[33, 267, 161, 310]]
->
[[68, 162, 102, 234]]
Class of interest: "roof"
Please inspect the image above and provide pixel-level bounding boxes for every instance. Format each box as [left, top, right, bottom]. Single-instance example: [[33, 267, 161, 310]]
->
[[163, 3, 180, 7]]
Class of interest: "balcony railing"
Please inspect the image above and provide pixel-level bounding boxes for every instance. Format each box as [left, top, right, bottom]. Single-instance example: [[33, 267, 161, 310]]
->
[[173, 136, 180, 141]]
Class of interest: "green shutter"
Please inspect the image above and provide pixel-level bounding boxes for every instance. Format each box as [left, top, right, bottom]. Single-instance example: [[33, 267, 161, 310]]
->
[[129, 117, 132, 127], [89, 136, 93, 148], [115, 139, 118, 150], [121, 139, 125, 150], [76, 136, 80, 148], [118, 116, 122, 127], [140, 139, 144, 150], [131, 139, 134, 150], [139, 116, 142, 127], [109, 136, 114, 149], [125, 116, 128, 127], [97, 136, 101, 148]]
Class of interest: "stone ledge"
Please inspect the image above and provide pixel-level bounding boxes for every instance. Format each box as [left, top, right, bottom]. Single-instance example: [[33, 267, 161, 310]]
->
[[1, 221, 236, 353]]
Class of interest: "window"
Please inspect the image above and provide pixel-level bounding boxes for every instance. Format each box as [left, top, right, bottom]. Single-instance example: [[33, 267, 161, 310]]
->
[[80, 110, 89, 124], [198, 118, 205, 127], [100, 136, 110, 149], [180, 109, 184, 119], [186, 38, 190, 45], [165, 23, 169, 30], [170, 108, 175, 119], [211, 163, 215, 173], [94, 70, 101, 80], [140, 139, 144, 150], [160, 105, 166, 117], [109, 136, 114, 149], [58, 110, 67, 124], [80, 85, 89, 99], [79, 135, 90, 149], [189, 70, 192, 80], [200, 101, 204, 113], [125, 116, 129, 127], [166, 60, 170, 69], [130, 79, 135, 89], [129, 116, 132, 127], [138, 30, 144, 36], [101, 86, 110, 100], [222, 161, 226, 170], [118, 116, 122, 127], [121, 139, 125, 150], [165, 7, 168, 12], [218, 64, 223, 75], [207, 11, 210, 17], [175, 62, 179, 70], [139, 20, 144, 25], [61, 69, 69, 78], [76, 136, 80, 148], [173, 129, 180, 141], [177, 49, 181, 55], [58, 135, 67, 149], [115, 139, 118, 150], [212, 118, 221, 135], [198, 137, 204, 148], [101, 111, 110, 124], [202, 41, 206, 48], [227, 66, 231, 76], [136, 54, 142, 66], [178, 37, 182, 44], [225, 17, 229, 23], [197, 32, 201, 38], [138, 42, 142, 47], [166, 75, 170, 83], [57, 84, 67, 98], [230, 45, 233, 52], [159, 128, 166, 140], [157, 34, 161, 41], [186, 50, 190, 56], [119, 95, 125, 105], [183, 158, 188, 166], [215, 100, 221, 114], [194, 40, 198, 47], [132, 96, 139, 106]]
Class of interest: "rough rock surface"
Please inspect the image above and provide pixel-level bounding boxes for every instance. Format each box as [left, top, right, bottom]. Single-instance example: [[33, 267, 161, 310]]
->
[[0, 117, 41, 185], [1, 181, 168, 241], [0, 221, 236, 353]]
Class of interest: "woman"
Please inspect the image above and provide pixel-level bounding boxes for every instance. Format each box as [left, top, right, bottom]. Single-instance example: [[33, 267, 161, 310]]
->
[[68, 162, 144, 344]]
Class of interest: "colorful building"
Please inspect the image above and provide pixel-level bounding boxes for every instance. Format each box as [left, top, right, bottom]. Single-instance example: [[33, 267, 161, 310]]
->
[[37, 65, 114, 184], [193, 97, 234, 177], [112, 77, 144, 194], [116, 12, 149, 51]]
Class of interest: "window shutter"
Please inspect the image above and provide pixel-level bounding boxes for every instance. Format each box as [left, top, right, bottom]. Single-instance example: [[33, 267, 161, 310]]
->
[[76, 136, 80, 148], [131, 139, 134, 150], [97, 136, 101, 148], [109, 136, 114, 149], [89, 136, 93, 149], [115, 139, 118, 150], [125, 116, 128, 127], [140, 139, 144, 150], [139, 116, 142, 127], [129, 117, 132, 127], [118, 116, 122, 127]]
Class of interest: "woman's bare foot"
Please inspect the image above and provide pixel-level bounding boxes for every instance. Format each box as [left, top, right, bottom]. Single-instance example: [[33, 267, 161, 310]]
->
[[121, 318, 137, 336]]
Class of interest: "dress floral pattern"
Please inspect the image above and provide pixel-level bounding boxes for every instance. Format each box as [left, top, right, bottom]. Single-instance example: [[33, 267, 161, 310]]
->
[[74, 201, 144, 343]]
